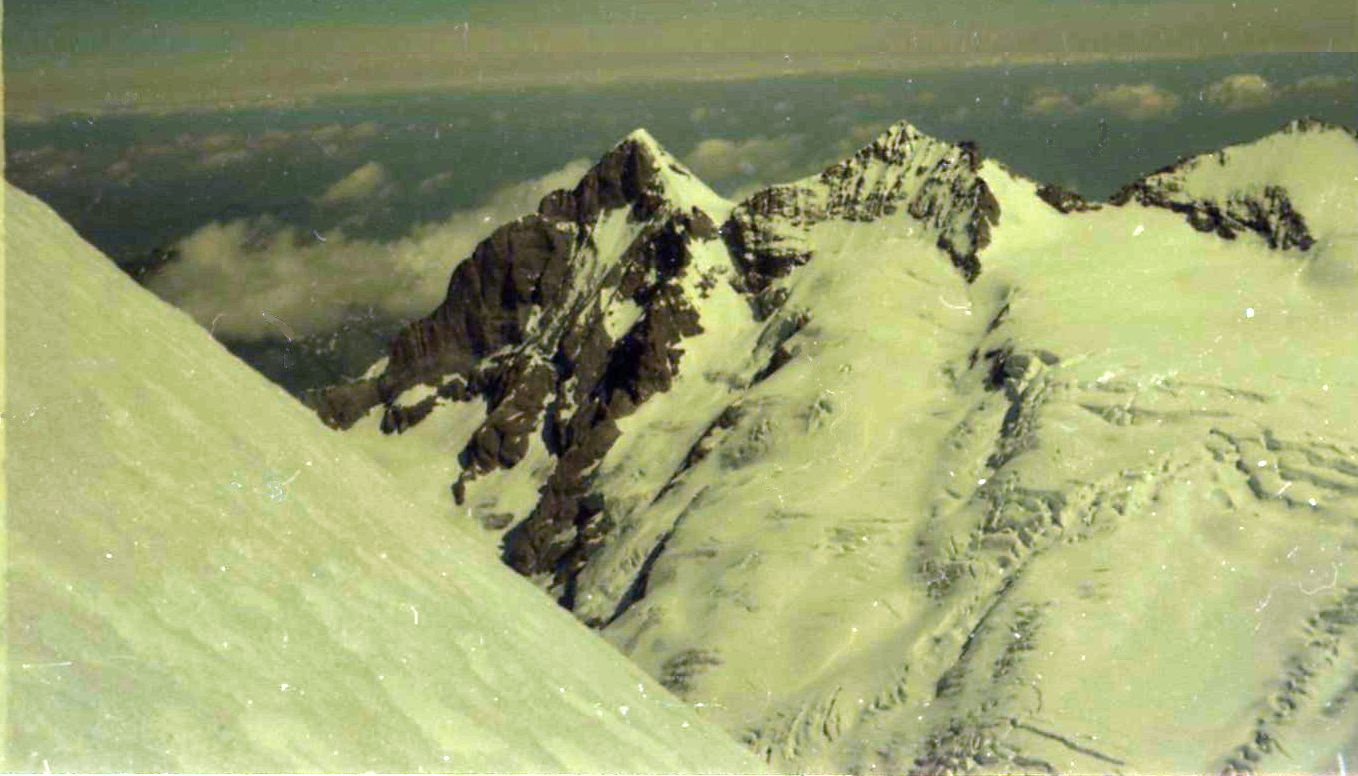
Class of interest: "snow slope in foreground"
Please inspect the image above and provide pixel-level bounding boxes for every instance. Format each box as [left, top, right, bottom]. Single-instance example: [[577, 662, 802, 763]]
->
[[1, 183, 765, 774]]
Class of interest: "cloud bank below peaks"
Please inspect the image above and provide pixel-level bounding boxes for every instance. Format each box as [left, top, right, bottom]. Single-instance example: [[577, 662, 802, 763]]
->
[[146, 158, 591, 341]]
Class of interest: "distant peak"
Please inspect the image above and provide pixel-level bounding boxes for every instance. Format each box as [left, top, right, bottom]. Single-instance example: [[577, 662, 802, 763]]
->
[[867, 119, 944, 150], [607, 127, 678, 166], [879, 118, 928, 140], [535, 127, 726, 227], [823, 117, 983, 180], [1118, 115, 1358, 193], [622, 127, 664, 150], [1276, 116, 1358, 140]]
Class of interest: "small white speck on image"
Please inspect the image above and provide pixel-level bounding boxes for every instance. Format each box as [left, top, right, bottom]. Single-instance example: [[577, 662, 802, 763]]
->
[[1244, 307, 1256, 318], [1132, 224, 1145, 237]]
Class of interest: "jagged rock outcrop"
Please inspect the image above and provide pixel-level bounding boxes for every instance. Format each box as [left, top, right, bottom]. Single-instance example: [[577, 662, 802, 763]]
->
[[1107, 117, 1357, 253], [500, 209, 713, 594], [308, 130, 738, 601], [1034, 183, 1098, 214], [723, 122, 1000, 307], [1112, 179, 1315, 250], [308, 131, 676, 429]]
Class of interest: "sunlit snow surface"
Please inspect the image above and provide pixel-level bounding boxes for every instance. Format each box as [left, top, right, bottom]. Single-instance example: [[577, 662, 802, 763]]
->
[[624, 125, 1358, 773], [2, 184, 766, 773], [349, 121, 1358, 773]]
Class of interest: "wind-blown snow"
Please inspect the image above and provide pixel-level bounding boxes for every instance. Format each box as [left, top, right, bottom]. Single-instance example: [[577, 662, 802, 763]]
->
[[2, 184, 765, 774]]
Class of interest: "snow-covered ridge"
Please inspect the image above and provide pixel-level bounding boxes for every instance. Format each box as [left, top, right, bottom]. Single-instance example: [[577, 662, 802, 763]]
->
[[724, 120, 1001, 293], [4, 183, 767, 773], [316, 117, 1358, 774], [1110, 117, 1358, 251]]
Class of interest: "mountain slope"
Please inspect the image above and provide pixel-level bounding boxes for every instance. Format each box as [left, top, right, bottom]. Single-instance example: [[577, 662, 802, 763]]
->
[[2, 183, 766, 774], [319, 120, 1358, 774]]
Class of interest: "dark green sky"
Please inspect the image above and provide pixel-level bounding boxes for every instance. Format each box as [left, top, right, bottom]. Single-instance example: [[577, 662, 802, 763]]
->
[[5, 0, 1356, 118], [2, 0, 1254, 30]]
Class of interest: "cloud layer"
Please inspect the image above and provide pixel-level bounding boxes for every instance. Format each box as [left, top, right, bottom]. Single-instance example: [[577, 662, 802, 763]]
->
[[6, 122, 387, 188], [683, 135, 807, 192], [10, 0, 1355, 119], [318, 161, 393, 206], [1088, 83, 1182, 120], [1205, 73, 1275, 111], [1021, 72, 1355, 122], [1024, 81, 1181, 120], [147, 159, 591, 340]]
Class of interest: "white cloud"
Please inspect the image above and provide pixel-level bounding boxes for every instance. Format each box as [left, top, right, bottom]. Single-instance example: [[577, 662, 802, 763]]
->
[[147, 159, 592, 341], [1289, 74, 1356, 96], [307, 122, 382, 156], [196, 149, 255, 169], [317, 162, 393, 206], [1205, 73, 1274, 111], [683, 135, 805, 186], [417, 170, 458, 195], [1024, 88, 1079, 116], [1088, 83, 1181, 121]]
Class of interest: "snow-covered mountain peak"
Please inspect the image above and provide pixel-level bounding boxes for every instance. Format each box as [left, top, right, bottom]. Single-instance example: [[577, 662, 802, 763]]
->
[[835, 118, 946, 166], [541, 126, 731, 226], [312, 118, 1357, 775], [1110, 117, 1358, 250], [724, 117, 1002, 294], [310, 128, 733, 431], [618, 126, 678, 161]]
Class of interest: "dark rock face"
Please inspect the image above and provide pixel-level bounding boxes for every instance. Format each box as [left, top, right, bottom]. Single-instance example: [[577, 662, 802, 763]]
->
[[501, 215, 708, 600], [1035, 183, 1099, 214], [1104, 117, 1351, 253], [459, 356, 556, 476], [538, 136, 667, 225], [307, 131, 723, 603], [306, 134, 674, 432], [1112, 181, 1316, 252], [722, 190, 814, 296]]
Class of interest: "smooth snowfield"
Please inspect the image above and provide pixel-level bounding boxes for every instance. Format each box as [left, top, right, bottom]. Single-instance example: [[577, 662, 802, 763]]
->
[[2, 184, 765, 773]]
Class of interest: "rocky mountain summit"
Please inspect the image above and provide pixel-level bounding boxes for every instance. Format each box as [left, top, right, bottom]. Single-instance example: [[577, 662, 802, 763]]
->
[[312, 118, 1358, 774]]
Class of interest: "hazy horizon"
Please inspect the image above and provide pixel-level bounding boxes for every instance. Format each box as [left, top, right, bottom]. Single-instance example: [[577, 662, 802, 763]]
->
[[5, 2, 1355, 393], [6, 0, 1355, 119], [7, 49, 1355, 393]]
